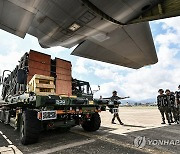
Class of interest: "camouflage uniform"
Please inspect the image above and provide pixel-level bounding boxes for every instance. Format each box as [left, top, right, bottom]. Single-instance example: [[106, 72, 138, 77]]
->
[[110, 96, 123, 125], [157, 94, 171, 124], [166, 93, 178, 123], [175, 91, 180, 122]]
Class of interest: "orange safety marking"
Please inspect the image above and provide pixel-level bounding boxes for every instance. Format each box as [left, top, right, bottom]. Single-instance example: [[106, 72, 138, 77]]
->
[[38, 112, 42, 119], [55, 109, 100, 115], [56, 110, 65, 114]]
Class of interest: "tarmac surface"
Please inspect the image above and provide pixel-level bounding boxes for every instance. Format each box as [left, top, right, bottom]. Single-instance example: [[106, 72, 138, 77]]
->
[[0, 106, 180, 154]]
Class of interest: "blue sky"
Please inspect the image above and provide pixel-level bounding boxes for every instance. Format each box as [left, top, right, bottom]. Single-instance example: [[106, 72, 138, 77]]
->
[[0, 16, 180, 101]]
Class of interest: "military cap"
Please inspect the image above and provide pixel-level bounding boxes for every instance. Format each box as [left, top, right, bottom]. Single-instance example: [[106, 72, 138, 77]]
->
[[165, 89, 170, 93], [158, 89, 164, 93]]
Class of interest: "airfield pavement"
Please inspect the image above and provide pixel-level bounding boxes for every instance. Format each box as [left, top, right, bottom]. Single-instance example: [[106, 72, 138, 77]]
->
[[0, 106, 180, 154]]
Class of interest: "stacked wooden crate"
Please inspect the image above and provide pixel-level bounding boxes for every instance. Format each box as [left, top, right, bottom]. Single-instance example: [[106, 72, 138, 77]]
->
[[27, 50, 51, 82], [28, 74, 55, 95], [55, 58, 72, 95], [26, 50, 72, 96]]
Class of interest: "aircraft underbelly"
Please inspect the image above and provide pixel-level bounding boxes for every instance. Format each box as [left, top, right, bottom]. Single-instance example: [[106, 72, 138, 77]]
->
[[0, 0, 159, 68]]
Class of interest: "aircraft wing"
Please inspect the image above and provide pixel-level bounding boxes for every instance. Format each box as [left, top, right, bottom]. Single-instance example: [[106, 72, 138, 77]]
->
[[72, 22, 157, 69], [0, 0, 160, 69]]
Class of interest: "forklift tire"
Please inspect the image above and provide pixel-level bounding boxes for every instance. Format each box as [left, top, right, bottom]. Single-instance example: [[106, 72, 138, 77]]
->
[[20, 110, 41, 145], [82, 113, 101, 132]]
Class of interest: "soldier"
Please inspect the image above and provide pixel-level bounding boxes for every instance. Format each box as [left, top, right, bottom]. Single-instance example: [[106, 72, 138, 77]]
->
[[157, 89, 171, 125], [165, 89, 178, 123], [175, 85, 180, 123], [109, 91, 129, 125]]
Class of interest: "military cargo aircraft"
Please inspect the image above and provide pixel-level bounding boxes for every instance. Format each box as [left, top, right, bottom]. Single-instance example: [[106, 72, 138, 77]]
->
[[0, 0, 179, 69]]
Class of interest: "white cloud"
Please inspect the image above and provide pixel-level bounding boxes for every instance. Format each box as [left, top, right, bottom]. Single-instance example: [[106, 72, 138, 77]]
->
[[155, 32, 180, 46], [73, 57, 91, 74], [0, 49, 25, 71], [93, 82, 126, 98], [155, 17, 180, 47], [93, 44, 180, 100], [157, 17, 180, 32]]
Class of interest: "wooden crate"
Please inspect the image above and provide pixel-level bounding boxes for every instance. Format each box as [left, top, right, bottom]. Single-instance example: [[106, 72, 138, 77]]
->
[[28, 67, 51, 78], [28, 74, 55, 95], [56, 74, 72, 81], [56, 58, 72, 69], [28, 50, 51, 65], [27, 50, 51, 82], [55, 58, 72, 95], [56, 67, 71, 75], [56, 79, 72, 95]]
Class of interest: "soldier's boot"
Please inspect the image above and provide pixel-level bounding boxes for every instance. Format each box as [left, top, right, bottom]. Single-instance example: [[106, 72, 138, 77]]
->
[[161, 121, 166, 124], [169, 112, 174, 123], [167, 114, 171, 125], [176, 113, 180, 124], [119, 121, 124, 125], [173, 109, 178, 123], [160, 111, 166, 124], [161, 117, 166, 124], [111, 121, 116, 124], [111, 116, 116, 124], [166, 113, 172, 125], [166, 116, 171, 125], [117, 116, 124, 125]]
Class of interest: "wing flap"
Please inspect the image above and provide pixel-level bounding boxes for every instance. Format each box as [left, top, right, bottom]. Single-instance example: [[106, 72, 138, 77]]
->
[[0, 0, 36, 38], [71, 22, 158, 69]]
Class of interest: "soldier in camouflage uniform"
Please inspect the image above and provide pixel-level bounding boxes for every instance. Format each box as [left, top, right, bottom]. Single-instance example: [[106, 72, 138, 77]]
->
[[165, 89, 178, 123], [110, 91, 129, 125], [175, 85, 180, 123], [157, 89, 171, 125]]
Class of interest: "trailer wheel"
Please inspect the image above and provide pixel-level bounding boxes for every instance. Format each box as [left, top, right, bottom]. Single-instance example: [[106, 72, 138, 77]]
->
[[82, 113, 101, 132], [20, 110, 41, 145], [0, 109, 5, 122]]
